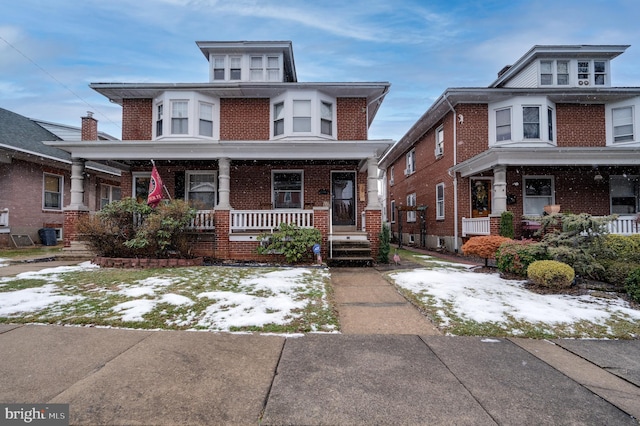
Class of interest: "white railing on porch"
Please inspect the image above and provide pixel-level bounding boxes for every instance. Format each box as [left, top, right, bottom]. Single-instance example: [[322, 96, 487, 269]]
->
[[605, 215, 639, 235], [462, 217, 490, 237], [461, 215, 640, 237], [189, 210, 215, 231], [230, 209, 314, 233], [0, 208, 9, 233]]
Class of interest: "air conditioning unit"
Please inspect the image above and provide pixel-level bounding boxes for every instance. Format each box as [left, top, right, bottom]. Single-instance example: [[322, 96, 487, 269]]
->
[[404, 168, 409, 176], [578, 80, 590, 86]]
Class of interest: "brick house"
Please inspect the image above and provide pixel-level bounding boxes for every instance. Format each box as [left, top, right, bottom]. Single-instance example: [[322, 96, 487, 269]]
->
[[49, 41, 392, 262], [0, 107, 121, 247], [379, 45, 640, 253]]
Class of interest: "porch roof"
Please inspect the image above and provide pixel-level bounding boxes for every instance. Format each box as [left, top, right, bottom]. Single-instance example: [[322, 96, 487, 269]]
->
[[451, 146, 640, 177], [44, 139, 394, 166]]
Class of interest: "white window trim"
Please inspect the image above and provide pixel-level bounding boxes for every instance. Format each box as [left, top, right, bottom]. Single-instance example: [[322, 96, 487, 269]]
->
[[489, 97, 556, 146], [389, 166, 395, 186], [522, 175, 555, 216], [153, 92, 220, 140], [435, 126, 444, 157], [407, 193, 416, 222], [132, 172, 151, 204], [405, 149, 416, 175], [436, 183, 445, 219], [390, 200, 396, 223], [270, 90, 337, 140], [100, 183, 121, 209], [185, 170, 218, 208], [211, 53, 283, 82], [610, 175, 639, 214], [539, 59, 570, 87], [43, 173, 63, 211], [272, 170, 304, 209], [606, 98, 640, 146]]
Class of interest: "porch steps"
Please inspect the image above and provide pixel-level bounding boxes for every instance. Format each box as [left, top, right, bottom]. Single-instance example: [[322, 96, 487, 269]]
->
[[329, 233, 372, 266]]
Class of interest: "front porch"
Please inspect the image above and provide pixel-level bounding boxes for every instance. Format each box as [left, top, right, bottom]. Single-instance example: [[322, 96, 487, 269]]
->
[[462, 215, 640, 237]]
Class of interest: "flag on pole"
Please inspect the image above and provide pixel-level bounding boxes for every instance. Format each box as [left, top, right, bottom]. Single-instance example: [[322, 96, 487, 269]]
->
[[147, 164, 164, 208]]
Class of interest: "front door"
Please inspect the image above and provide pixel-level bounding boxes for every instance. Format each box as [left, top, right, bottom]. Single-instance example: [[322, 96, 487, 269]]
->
[[332, 172, 356, 226], [471, 179, 492, 217]]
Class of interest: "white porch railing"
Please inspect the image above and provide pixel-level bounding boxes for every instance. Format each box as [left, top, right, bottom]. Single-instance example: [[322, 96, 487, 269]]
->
[[462, 217, 490, 237], [461, 214, 640, 238], [0, 208, 9, 233], [230, 209, 314, 233], [189, 210, 215, 231], [605, 215, 640, 235]]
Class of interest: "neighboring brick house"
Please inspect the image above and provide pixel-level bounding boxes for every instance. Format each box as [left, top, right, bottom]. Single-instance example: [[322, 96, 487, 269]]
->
[[49, 41, 392, 262], [379, 45, 640, 253], [0, 108, 121, 247]]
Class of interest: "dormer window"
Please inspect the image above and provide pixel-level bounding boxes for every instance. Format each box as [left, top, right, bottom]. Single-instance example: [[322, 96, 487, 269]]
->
[[540, 60, 569, 86], [213, 56, 225, 80], [229, 56, 242, 80], [251, 55, 281, 81], [578, 60, 607, 86], [210, 53, 282, 82]]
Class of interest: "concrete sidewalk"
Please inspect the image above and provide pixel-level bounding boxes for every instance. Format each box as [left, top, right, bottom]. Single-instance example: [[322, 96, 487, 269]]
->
[[1, 325, 639, 425]]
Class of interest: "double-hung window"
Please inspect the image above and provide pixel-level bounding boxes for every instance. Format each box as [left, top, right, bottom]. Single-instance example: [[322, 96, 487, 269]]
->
[[186, 172, 217, 208], [213, 56, 225, 80], [390, 200, 396, 223], [523, 106, 540, 139], [496, 108, 511, 141], [610, 175, 639, 214], [613, 106, 634, 143], [171, 101, 188, 134], [523, 177, 554, 215], [199, 102, 213, 137], [389, 166, 395, 186], [436, 183, 445, 219], [100, 184, 121, 209], [273, 102, 285, 136], [250, 56, 263, 81], [229, 56, 242, 80], [594, 61, 606, 85], [540, 60, 569, 86], [407, 193, 416, 222], [321, 101, 333, 135], [435, 126, 444, 157], [273, 171, 303, 209], [293, 100, 311, 132], [156, 103, 163, 137], [547, 107, 554, 141], [266, 56, 280, 81], [405, 149, 416, 175], [43, 174, 63, 210]]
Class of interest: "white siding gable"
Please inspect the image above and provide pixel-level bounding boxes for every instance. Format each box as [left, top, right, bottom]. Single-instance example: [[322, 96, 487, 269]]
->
[[503, 62, 538, 88]]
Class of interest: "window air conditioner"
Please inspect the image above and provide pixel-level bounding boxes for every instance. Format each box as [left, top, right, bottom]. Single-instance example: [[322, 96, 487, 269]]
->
[[578, 80, 590, 86], [404, 168, 409, 176]]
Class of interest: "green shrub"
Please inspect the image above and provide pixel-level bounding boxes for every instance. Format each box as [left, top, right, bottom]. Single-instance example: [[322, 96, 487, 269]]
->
[[499, 211, 515, 239], [602, 234, 640, 262], [496, 240, 549, 276], [78, 198, 196, 258], [527, 260, 575, 289], [378, 223, 391, 264], [462, 235, 512, 267], [600, 260, 640, 289], [625, 268, 640, 303], [257, 223, 322, 264]]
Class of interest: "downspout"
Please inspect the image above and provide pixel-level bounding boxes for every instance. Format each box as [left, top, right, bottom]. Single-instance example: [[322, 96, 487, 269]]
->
[[444, 94, 459, 252]]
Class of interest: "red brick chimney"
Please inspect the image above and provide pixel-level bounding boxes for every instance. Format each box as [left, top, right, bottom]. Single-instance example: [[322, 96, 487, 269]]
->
[[81, 111, 98, 141]]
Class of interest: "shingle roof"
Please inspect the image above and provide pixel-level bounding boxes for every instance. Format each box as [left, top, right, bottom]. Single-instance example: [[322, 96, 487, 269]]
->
[[0, 107, 68, 160]]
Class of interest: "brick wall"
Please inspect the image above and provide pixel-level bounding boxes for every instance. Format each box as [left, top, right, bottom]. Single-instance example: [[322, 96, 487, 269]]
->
[[556, 104, 606, 147], [122, 99, 153, 140], [456, 104, 489, 163], [337, 98, 368, 140], [220, 98, 270, 140]]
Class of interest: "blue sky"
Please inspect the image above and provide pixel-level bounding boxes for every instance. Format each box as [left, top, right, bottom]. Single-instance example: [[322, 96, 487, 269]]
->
[[2, 0, 640, 142]]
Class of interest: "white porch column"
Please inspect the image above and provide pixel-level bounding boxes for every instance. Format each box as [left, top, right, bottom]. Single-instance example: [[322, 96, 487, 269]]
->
[[366, 156, 381, 209], [216, 157, 231, 210], [492, 165, 507, 215], [68, 158, 88, 210]]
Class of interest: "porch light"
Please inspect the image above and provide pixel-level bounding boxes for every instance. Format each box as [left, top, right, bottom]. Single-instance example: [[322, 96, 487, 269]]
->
[[594, 171, 604, 182]]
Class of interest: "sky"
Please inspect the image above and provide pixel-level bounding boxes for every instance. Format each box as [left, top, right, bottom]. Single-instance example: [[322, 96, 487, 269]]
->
[[2, 0, 640, 142]]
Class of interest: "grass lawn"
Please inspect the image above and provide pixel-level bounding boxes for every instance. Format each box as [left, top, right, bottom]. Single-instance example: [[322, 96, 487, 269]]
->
[[387, 249, 640, 339], [0, 262, 338, 334]]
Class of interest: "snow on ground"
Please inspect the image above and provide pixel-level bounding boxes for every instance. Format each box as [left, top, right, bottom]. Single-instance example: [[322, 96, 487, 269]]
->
[[0, 284, 83, 316], [0, 258, 8, 268], [391, 267, 640, 329]]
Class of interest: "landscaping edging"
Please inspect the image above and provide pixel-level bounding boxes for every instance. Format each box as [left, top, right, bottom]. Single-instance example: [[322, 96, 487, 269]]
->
[[92, 257, 204, 268]]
